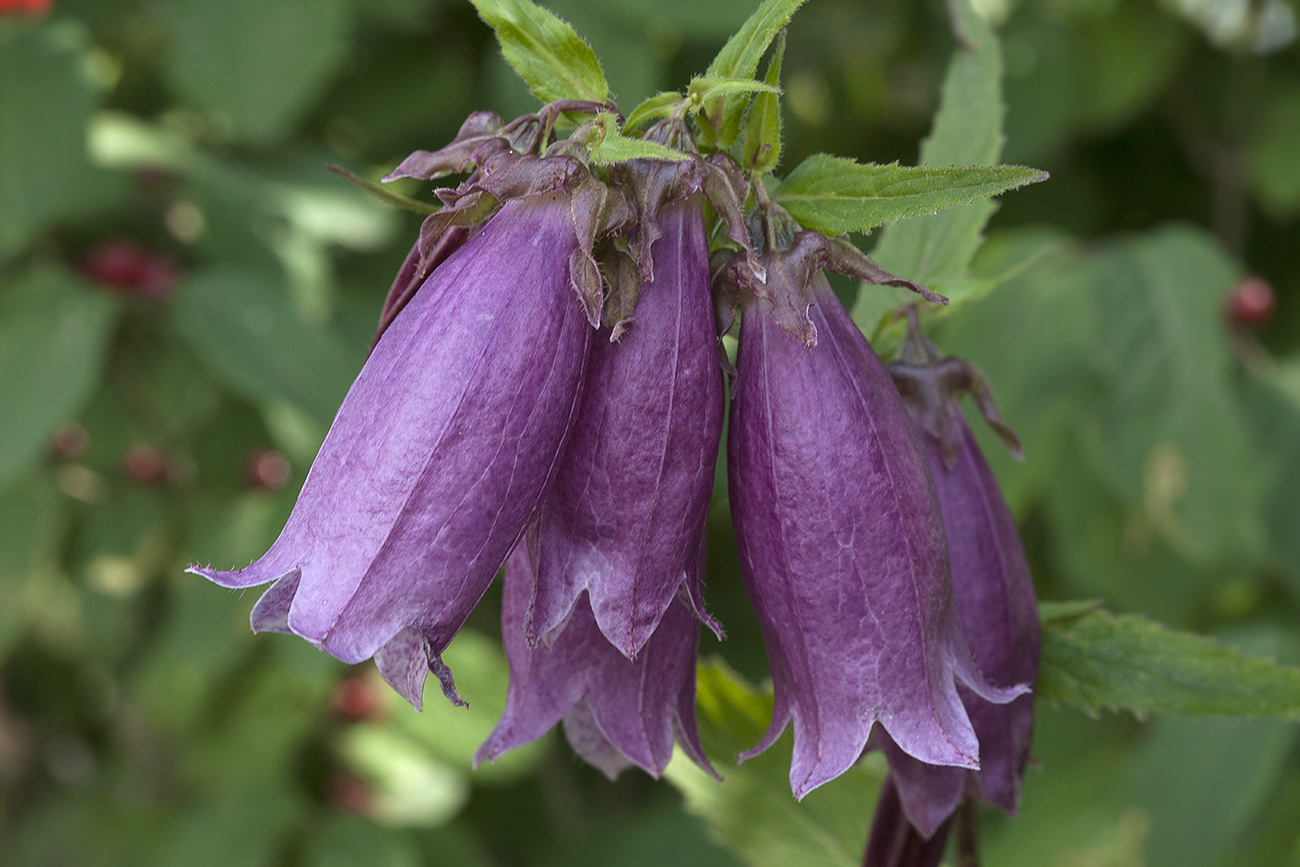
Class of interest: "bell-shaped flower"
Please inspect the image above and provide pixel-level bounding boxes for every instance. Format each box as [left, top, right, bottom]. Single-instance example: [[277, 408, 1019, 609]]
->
[[527, 188, 724, 657], [723, 224, 1023, 799], [475, 544, 716, 779], [865, 321, 1039, 839], [861, 774, 954, 867], [190, 191, 598, 710]]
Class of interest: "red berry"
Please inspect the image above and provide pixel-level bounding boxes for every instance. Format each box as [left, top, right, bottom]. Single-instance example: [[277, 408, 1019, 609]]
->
[[326, 772, 374, 815], [331, 676, 385, 722], [1225, 277, 1275, 329], [0, 0, 52, 15], [82, 240, 178, 300], [122, 444, 169, 484], [50, 423, 89, 460], [245, 450, 291, 490]]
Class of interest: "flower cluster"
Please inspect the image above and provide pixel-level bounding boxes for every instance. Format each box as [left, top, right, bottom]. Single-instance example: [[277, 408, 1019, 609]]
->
[[191, 105, 1038, 816]]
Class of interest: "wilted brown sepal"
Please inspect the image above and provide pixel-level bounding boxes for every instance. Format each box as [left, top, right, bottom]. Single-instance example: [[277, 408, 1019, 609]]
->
[[383, 112, 507, 181], [888, 313, 1022, 468], [826, 237, 947, 305], [702, 154, 763, 282]]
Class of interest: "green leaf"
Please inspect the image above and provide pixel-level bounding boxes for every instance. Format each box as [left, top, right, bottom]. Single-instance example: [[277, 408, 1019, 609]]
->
[[303, 814, 424, 867], [624, 92, 684, 132], [163, 0, 352, 144], [701, 0, 808, 148], [773, 155, 1046, 236], [170, 266, 359, 425], [687, 75, 781, 105], [1038, 608, 1300, 720], [1129, 713, 1295, 867], [0, 24, 116, 254], [741, 30, 785, 175], [864, 0, 1005, 295], [0, 268, 118, 484], [705, 0, 806, 85], [587, 113, 690, 164], [665, 660, 881, 867], [1245, 79, 1300, 217], [1087, 227, 1264, 564], [469, 0, 608, 103]]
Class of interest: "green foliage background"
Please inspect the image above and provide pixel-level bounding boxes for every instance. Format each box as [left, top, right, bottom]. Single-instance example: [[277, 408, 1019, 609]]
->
[[3, 0, 1300, 864]]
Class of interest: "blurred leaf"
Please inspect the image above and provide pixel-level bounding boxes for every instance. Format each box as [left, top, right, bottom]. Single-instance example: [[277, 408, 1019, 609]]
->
[[1245, 78, 1300, 217], [0, 23, 116, 254], [338, 726, 471, 826], [171, 265, 357, 425], [157, 788, 303, 867], [1129, 712, 1295, 867], [981, 705, 1140, 867], [0, 267, 118, 484], [1088, 228, 1263, 564], [774, 156, 1045, 236], [163, 0, 351, 144], [1038, 607, 1300, 720], [701, 0, 808, 148], [0, 480, 60, 656], [303, 814, 423, 867], [864, 0, 1004, 297], [665, 660, 881, 867], [538, 804, 746, 867], [6, 798, 164, 867], [1041, 429, 1219, 624], [469, 0, 608, 103], [1240, 358, 1300, 597]]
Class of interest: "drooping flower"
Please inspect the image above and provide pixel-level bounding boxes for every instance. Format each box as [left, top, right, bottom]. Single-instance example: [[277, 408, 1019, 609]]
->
[[190, 181, 629, 713], [526, 119, 737, 658], [528, 191, 722, 656], [861, 775, 953, 867], [861, 318, 1039, 844], [721, 217, 1024, 798], [475, 544, 715, 779]]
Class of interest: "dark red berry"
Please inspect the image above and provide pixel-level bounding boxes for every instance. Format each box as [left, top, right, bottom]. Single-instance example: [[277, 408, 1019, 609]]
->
[[122, 444, 169, 484], [50, 423, 89, 460], [331, 676, 385, 722], [326, 772, 374, 815], [1225, 277, 1275, 329], [245, 450, 291, 490], [0, 0, 52, 15], [82, 241, 178, 301]]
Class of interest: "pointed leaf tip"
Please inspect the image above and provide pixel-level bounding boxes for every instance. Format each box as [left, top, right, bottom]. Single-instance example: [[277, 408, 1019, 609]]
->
[[468, 0, 608, 103]]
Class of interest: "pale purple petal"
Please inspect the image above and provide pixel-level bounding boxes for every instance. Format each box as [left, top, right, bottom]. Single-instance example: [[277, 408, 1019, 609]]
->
[[530, 195, 724, 657], [374, 627, 435, 711], [249, 570, 300, 634], [729, 276, 1015, 798], [189, 193, 591, 707], [918, 413, 1039, 816], [476, 545, 714, 779]]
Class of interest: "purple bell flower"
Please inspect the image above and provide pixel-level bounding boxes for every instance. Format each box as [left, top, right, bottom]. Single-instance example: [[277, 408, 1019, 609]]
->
[[861, 774, 954, 867], [863, 324, 1039, 842], [527, 191, 724, 657], [190, 191, 594, 710], [724, 232, 1023, 798], [475, 544, 715, 779]]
